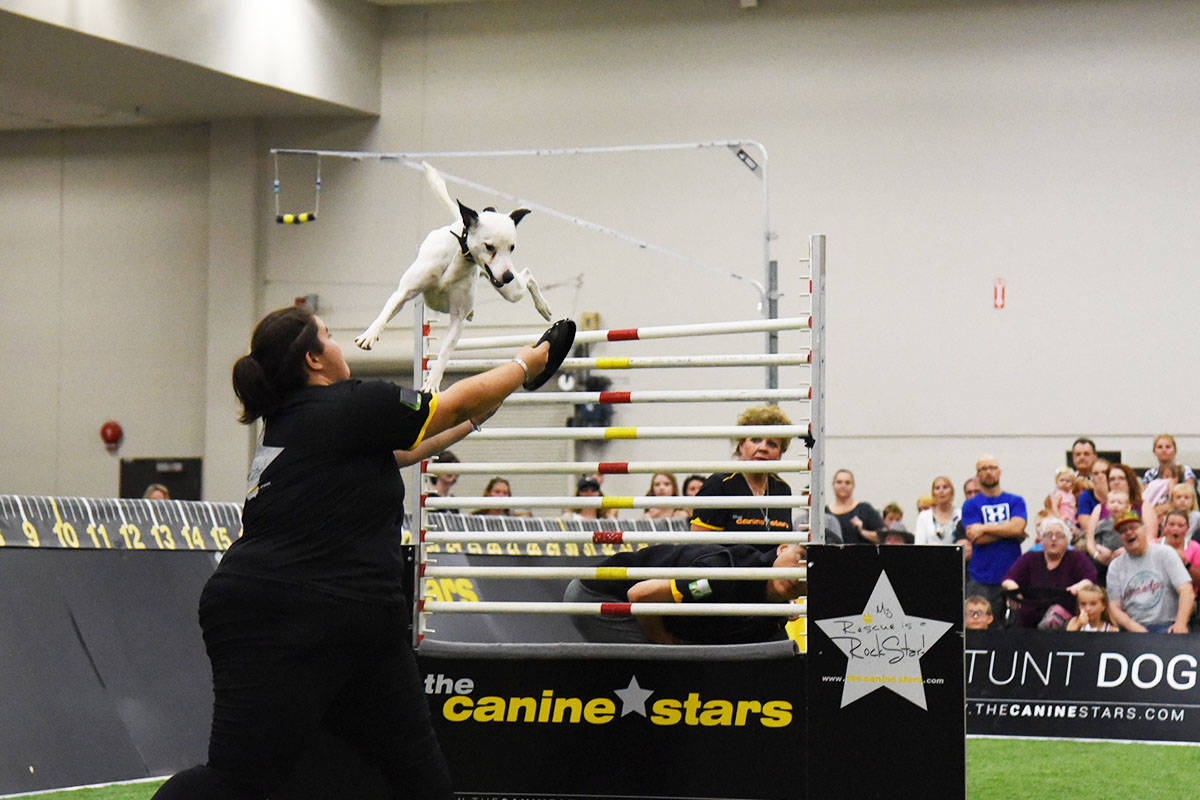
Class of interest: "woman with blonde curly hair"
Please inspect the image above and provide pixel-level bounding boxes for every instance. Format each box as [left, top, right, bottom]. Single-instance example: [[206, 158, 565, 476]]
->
[[690, 405, 795, 553]]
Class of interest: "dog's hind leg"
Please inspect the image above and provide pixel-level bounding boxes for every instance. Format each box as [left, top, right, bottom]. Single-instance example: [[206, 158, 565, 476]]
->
[[422, 312, 465, 392]]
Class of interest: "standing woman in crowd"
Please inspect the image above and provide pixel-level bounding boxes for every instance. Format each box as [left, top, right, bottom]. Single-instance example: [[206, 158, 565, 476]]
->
[[1141, 434, 1197, 489], [691, 405, 795, 553], [152, 306, 565, 800], [913, 476, 960, 545], [826, 469, 884, 544]]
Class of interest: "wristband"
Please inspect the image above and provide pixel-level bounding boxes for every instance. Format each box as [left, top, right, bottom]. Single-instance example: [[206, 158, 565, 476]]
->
[[512, 356, 531, 381], [470, 420, 482, 433]]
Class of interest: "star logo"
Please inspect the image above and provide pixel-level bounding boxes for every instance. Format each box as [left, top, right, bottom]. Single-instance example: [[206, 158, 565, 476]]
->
[[613, 675, 654, 717], [814, 570, 953, 710]]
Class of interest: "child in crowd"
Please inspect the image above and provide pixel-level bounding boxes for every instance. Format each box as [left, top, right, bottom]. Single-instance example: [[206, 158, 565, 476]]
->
[[1065, 582, 1118, 632], [881, 502, 905, 531], [964, 595, 993, 630], [1049, 466, 1078, 527], [1166, 481, 1199, 537], [1143, 461, 1179, 513]]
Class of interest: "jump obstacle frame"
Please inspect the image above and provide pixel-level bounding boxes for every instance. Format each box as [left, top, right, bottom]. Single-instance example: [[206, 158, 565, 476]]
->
[[405, 235, 825, 642]]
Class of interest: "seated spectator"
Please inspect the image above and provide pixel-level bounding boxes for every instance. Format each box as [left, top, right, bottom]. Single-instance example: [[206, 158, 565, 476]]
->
[[562, 542, 806, 644], [1105, 511, 1194, 633], [916, 494, 933, 514], [691, 405, 795, 553], [1000, 517, 1096, 629], [953, 476, 982, 563], [1166, 482, 1200, 541], [826, 469, 884, 545], [1141, 433, 1197, 489], [1107, 463, 1158, 537], [1086, 489, 1131, 586], [643, 472, 689, 520], [681, 474, 706, 498], [1065, 581, 1119, 632], [964, 595, 993, 630], [563, 476, 616, 521], [1160, 510, 1200, 611], [914, 476, 960, 546], [1080, 458, 1111, 541], [473, 477, 518, 516], [428, 450, 459, 499], [143, 483, 171, 500], [880, 527, 914, 545], [881, 502, 905, 531]]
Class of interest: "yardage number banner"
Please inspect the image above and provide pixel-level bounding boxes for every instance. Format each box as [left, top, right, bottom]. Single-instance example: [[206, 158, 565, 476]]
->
[[0, 495, 241, 552]]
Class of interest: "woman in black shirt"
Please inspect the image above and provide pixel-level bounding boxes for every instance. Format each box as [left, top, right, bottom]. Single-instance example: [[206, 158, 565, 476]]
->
[[153, 306, 566, 800]]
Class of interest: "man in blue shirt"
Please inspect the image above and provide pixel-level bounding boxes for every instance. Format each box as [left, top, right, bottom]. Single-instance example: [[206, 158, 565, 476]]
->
[[961, 455, 1027, 627]]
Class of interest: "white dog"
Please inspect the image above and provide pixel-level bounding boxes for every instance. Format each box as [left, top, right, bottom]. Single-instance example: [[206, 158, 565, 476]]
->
[[354, 162, 552, 390]]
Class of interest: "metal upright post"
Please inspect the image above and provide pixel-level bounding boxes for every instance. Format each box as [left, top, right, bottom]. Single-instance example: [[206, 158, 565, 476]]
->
[[411, 299, 425, 648], [767, 259, 779, 391], [808, 236, 826, 544]]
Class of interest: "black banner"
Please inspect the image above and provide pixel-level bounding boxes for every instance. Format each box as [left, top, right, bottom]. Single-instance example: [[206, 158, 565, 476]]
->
[[965, 628, 1200, 742], [805, 545, 966, 798], [420, 642, 806, 800]]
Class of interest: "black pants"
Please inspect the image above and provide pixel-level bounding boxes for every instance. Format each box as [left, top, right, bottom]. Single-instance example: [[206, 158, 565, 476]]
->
[[152, 572, 452, 800]]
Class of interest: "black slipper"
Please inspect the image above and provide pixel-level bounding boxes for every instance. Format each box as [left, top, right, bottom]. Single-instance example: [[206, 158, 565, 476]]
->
[[524, 318, 576, 391]]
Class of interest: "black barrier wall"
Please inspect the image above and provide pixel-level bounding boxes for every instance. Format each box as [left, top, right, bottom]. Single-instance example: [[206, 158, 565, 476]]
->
[[966, 628, 1200, 742], [0, 548, 215, 795]]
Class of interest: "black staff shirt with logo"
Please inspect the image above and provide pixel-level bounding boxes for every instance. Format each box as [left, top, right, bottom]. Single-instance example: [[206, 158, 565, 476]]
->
[[220, 379, 435, 605], [691, 471, 793, 553]]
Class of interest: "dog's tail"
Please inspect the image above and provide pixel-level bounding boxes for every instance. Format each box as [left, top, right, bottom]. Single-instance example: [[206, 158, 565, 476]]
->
[[422, 161, 461, 221]]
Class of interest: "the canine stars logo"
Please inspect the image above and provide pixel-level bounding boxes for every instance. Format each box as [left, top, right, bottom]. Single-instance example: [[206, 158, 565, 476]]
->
[[814, 570, 952, 711]]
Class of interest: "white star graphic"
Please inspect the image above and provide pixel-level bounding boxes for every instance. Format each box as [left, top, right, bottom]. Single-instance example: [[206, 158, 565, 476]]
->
[[613, 675, 654, 717], [814, 570, 953, 710]]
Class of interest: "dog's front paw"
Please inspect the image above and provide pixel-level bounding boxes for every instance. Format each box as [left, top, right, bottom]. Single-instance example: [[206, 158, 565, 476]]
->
[[354, 328, 381, 350], [421, 373, 442, 392]]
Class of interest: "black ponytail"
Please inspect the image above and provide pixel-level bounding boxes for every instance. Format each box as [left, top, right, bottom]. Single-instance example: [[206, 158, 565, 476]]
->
[[232, 306, 321, 424]]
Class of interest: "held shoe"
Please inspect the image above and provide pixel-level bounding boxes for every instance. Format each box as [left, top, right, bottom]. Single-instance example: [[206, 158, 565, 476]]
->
[[524, 318, 576, 391]]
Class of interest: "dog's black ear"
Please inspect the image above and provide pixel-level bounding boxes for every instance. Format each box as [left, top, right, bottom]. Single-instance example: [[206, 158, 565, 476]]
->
[[510, 208, 532, 226], [458, 200, 479, 230]]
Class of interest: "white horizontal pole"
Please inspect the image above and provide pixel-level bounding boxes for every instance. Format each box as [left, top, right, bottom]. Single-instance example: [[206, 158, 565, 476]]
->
[[452, 317, 811, 350], [463, 424, 809, 441], [440, 353, 809, 371], [502, 388, 811, 405], [424, 459, 810, 475], [425, 495, 805, 510], [422, 601, 806, 617], [270, 140, 760, 161], [421, 531, 805, 545], [423, 566, 806, 580]]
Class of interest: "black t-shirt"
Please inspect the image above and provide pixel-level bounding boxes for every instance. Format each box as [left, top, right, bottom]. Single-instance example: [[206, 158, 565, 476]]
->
[[582, 544, 787, 644], [827, 502, 884, 545], [218, 379, 434, 604], [690, 472, 793, 553]]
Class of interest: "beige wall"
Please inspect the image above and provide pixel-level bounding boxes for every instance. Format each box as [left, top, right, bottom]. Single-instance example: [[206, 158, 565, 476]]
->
[[3, 0, 1199, 513]]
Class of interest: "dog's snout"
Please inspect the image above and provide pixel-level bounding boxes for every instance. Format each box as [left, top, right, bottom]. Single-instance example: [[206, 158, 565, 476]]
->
[[499, 271, 515, 285]]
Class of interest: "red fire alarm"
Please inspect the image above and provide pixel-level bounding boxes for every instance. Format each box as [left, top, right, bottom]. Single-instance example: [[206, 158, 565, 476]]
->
[[993, 278, 1006, 310], [100, 420, 123, 453]]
